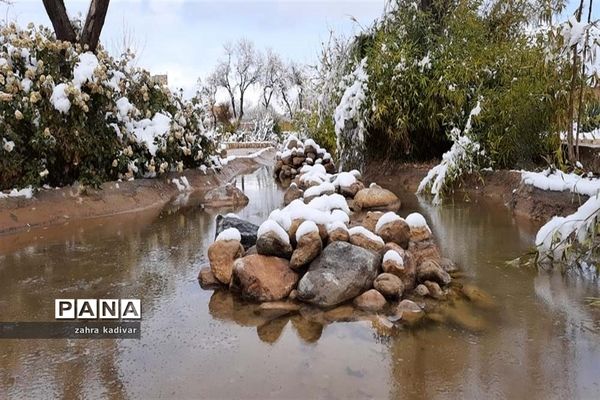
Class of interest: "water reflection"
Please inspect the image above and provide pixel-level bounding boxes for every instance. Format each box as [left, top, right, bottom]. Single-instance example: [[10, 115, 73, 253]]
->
[[0, 167, 599, 399]]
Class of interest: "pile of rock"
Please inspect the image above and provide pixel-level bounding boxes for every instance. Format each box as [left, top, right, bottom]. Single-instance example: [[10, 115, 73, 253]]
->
[[274, 135, 336, 181], [200, 146, 462, 327]]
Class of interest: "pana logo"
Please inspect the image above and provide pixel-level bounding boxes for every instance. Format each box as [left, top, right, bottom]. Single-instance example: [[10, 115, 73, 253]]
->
[[55, 299, 141, 320]]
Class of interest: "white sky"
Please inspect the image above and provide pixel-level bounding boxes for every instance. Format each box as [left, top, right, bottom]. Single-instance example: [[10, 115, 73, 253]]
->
[[1, 0, 387, 99]]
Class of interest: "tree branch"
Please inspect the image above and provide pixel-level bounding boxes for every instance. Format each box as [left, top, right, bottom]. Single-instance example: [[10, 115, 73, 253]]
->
[[42, 0, 77, 43], [81, 0, 110, 52]]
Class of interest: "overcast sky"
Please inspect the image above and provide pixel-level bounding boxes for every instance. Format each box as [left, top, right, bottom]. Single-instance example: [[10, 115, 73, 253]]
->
[[1, 0, 387, 96], [1, 0, 594, 100]]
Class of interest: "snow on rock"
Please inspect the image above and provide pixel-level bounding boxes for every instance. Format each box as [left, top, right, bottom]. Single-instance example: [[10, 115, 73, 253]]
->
[[521, 169, 600, 197], [406, 212, 429, 229], [383, 249, 404, 265], [215, 227, 242, 242], [304, 181, 335, 198], [331, 209, 350, 224], [326, 220, 348, 233], [50, 83, 71, 114], [348, 226, 384, 244], [307, 193, 351, 214], [332, 172, 357, 188], [375, 211, 402, 232], [258, 220, 290, 244], [296, 220, 319, 241]]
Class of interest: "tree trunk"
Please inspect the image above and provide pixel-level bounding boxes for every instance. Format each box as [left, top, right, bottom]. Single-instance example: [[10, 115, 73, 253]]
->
[[81, 0, 110, 52], [239, 91, 245, 121], [567, 0, 585, 164], [227, 88, 237, 119], [42, 0, 77, 43], [575, 0, 594, 161]]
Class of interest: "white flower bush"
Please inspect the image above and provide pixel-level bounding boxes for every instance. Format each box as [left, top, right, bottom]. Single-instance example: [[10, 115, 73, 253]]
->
[[0, 22, 215, 190]]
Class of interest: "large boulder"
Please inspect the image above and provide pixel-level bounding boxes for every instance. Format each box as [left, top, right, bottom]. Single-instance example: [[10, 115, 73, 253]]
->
[[297, 241, 381, 308], [232, 255, 299, 302], [203, 184, 249, 208], [353, 186, 401, 212], [353, 289, 387, 311], [215, 214, 259, 250], [256, 220, 293, 259], [208, 239, 244, 284]]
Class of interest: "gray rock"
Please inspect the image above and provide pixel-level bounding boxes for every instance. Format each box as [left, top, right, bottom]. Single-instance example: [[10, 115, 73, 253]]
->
[[215, 215, 259, 250], [297, 241, 381, 308]]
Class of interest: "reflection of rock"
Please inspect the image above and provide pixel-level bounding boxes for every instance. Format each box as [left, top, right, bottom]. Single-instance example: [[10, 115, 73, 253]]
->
[[443, 301, 487, 332], [291, 315, 323, 343], [215, 215, 259, 250], [232, 255, 298, 301], [208, 239, 244, 284], [290, 230, 322, 269], [256, 231, 293, 259], [376, 219, 411, 249], [374, 273, 404, 299], [257, 317, 289, 344], [417, 259, 451, 286], [354, 289, 387, 311], [203, 184, 249, 207], [461, 284, 495, 309], [323, 304, 357, 322], [297, 242, 380, 308], [258, 301, 301, 313], [353, 187, 401, 211], [198, 266, 221, 289], [208, 290, 270, 327], [283, 183, 303, 206]]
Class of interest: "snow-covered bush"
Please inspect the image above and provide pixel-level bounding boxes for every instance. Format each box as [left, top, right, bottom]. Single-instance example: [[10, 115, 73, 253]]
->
[[417, 102, 487, 204], [0, 22, 215, 190]]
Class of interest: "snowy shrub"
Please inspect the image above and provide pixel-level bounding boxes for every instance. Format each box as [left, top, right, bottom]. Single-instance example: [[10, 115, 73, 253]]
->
[[417, 102, 487, 204], [0, 22, 215, 190]]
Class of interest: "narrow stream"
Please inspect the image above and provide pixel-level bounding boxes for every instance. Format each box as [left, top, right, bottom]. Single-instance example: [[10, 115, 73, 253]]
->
[[1, 167, 599, 399]]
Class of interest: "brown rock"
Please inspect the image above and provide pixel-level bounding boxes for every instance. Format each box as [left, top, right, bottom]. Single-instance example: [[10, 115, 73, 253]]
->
[[198, 266, 221, 289], [392, 299, 424, 324], [349, 230, 385, 253], [203, 184, 249, 208], [245, 245, 258, 255], [354, 187, 401, 211], [353, 289, 387, 311], [376, 219, 411, 249], [324, 162, 336, 174], [409, 240, 442, 265], [423, 280, 445, 299], [414, 284, 429, 296], [284, 183, 304, 206], [361, 211, 384, 232], [292, 156, 305, 167], [328, 227, 349, 243], [417, 259, 452, 286], [290, 230, 323, 269], [382, 247, 416, 290], [208, 240, 245, 284], [232, 255, 299, 302], [439, 257, 458, 272], [410, 226, 432, 242], [256, 231, 293, 259], [373, 273, 404, 299], [340, 181, 365, 198]]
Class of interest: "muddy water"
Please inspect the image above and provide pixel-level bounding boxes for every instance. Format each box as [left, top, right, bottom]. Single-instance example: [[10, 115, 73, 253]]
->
[[1, 167, 600, 399]]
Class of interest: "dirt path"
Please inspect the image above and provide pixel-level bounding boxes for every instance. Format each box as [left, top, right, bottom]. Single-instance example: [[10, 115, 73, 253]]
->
[[0, 149, 275, 240]]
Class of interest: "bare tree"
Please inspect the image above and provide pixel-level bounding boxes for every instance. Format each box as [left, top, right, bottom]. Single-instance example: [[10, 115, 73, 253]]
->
[[278, 61, 307, 119], [215, 45, 238, 119], [42, 0, 110, 52], [198, 72, 219, 129], [233, 39, 262, 121], [261, 49, 283, 109]]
